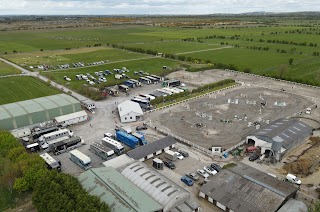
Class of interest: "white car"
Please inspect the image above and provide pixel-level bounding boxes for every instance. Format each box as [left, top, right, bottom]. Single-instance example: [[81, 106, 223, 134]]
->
[[197, 169, 209, 178], [204, 166, 218, 175], [175, 152, 184, 160], [63, 76, 71, 81], [89, 81, 95, 85]]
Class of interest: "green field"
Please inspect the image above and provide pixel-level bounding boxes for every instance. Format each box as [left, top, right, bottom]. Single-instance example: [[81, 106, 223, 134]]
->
[[42, 57, 183, 91], [0, 77, 60, 105], [0, 60, 21, 76], [3, 47, 150, 67]]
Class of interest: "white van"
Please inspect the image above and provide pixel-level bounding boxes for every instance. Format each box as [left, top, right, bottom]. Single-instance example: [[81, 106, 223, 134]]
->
[[305, 108, 311, 115], [286, 174, 301, 185]]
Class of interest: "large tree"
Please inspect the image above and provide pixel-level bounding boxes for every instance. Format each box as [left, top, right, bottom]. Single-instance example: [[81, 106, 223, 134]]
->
[[32, 171, 110, 212]]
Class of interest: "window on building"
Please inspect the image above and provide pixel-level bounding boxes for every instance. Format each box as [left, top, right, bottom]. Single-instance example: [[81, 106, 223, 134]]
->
[[130, 117, 132, 119]]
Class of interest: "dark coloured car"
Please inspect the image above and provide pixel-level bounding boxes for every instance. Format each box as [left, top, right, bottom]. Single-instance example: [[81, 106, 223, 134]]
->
[[210, 163, 222, 172], [178, 150, 189, 157], [164, 160, 176, 169], [181, 176, 193, 186], [136, 125, 147, 131], [249, 153, 259, 161]]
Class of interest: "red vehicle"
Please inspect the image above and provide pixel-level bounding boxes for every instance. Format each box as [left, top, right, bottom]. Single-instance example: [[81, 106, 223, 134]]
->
[[246, 146, 257, 153]]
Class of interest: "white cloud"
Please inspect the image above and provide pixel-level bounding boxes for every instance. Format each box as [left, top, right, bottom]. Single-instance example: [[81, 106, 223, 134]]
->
[[0, 0, 319, 15]]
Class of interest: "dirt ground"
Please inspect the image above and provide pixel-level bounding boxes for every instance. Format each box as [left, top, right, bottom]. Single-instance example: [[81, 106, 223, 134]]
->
[[283, 136, 320, 176], [148, 86, 313, 149]]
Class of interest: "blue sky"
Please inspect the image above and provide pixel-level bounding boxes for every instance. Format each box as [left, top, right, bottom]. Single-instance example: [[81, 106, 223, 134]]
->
[[0, 0, 319, 15]]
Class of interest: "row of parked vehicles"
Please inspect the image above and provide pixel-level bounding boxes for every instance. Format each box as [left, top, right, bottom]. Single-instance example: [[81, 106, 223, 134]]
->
[[181, 163, 222, 186]]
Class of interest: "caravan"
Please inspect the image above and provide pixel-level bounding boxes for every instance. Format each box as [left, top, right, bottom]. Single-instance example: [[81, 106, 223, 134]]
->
[[69, 149, 92, 170]]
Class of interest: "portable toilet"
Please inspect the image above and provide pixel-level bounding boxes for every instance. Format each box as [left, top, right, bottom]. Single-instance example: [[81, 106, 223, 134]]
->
[[153, 158, 163, 170]]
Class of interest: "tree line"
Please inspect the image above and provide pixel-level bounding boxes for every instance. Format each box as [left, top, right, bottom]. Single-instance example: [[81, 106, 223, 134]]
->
[[0, 130, 109, 211]]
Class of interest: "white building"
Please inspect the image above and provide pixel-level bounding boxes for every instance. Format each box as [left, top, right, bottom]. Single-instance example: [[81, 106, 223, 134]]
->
[[53, 110, 88, 127], [118, 100, 143, 123]]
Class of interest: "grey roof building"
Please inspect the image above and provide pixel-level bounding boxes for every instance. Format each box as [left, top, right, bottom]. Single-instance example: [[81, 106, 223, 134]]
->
[[78, 167, 163, 212], [246, 118, 313, 161], [120, 161, 199, 212], [127, 136, 177, 161], [199, 163, 298, 212], [277, 199, 308, 212]]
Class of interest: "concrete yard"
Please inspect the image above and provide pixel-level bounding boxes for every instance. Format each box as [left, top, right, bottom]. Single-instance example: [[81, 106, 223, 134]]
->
[[147, 85, 313, 149]]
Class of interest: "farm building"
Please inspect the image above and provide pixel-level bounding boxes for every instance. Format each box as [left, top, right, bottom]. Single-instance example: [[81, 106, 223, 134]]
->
[[127, 136, 177, 161], [78, 167, 163, 212], [118, 100, 143, 123], [53, 110, 88, 127], [199, 163, 299, 212], [246, 118, 313, 161], [119, 161, 200, 212], [102, 154, 134, 169], [0, 94, 81, 130]]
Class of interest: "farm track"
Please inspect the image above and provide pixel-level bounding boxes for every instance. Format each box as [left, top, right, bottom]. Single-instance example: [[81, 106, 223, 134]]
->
[[175, 46, 234, 55]]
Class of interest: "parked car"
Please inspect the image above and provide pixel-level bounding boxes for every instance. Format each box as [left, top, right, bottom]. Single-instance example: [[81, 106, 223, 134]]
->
[[104, 133, 113, 138], [210, 163, 221, 172], [175, 152, 184, 160], [63, 76, 71, 81], [186, 172, 199, 181], [204, 166, 217, 175], [249, 153, 259, 161], [178, 150, 189, 157], [136, 125, 147, 131], [197, 169, 209, 178], [181, 176, 193, 186], [164, 160, 176, 169]]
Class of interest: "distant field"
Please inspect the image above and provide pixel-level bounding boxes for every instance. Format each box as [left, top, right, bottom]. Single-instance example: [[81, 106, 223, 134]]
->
[[0, 77, 60, 105], [3, 47, 149, 67], [42, 57, 183, 92], [0, 60, 21, 76]]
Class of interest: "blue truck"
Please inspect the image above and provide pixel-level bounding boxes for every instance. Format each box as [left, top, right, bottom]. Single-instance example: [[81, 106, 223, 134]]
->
[[132, 132, 147, 145], [115, 130, 139, 149], [124, 80, 135, 88]]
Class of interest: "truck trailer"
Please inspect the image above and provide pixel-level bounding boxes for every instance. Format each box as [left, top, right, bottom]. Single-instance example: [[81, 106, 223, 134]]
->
[[69, 149, 92, 170], [40, 153, 61, 172], [115, 130, 139, 149], [132, 132, 147, 145], [101, 137, 125, 155], [90, 142, 115, 160], [164, 150, 178, 161], [51, 136, 83, 155]]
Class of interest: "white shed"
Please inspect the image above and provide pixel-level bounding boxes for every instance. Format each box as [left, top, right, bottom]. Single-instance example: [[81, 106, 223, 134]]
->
[[118, 100, 143, 123], [54, 110, 88, 126]]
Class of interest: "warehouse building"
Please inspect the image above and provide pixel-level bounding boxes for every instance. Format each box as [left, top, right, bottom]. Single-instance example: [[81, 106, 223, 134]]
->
[[119, 161, 200, 212], [78, 167, 163, 212], [0, 94, 81, 130], [246, 118, 313, 161], [127, 136, 177, 161], [118, 100, 143, 123], [199, 163, 299, 212]]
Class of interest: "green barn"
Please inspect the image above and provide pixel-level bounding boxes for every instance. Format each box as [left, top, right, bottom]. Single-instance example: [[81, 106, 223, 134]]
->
[[0, 94, 81, 130]]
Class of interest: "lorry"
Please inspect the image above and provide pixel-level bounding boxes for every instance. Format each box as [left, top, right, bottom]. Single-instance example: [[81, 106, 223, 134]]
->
[[164, 150, 177, 161], [51, 136, 83, 155], [40, 153, 61, 172], [90, 142, 115, 160], [115, 130, 139, 149], [101, 137, 125, 155], [132, 132, 147, 145], [69, 149, 92, 170]]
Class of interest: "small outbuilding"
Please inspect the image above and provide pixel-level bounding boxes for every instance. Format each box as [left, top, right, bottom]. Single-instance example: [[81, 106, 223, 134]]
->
[[118, 100, 143, 123], [126, 136, 177, 161], [53, 110, 87, 127]]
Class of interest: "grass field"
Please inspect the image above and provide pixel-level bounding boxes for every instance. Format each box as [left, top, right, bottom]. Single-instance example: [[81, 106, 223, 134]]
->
[[3, 47, 150, 67], [0, 77, 60, 105], [0, 60, 21, 76], [42, 57, 183, 91]]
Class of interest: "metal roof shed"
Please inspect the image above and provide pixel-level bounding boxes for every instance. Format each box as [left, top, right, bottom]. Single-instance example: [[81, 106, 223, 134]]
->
[[78, 167, 163, 212], [0, 107, 14, 130], [3, 103, 29, 128], [127, 136, 177, 160]]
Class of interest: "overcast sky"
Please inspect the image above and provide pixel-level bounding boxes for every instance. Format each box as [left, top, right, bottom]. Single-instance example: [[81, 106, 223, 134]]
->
[[0, 0, 319, 15]]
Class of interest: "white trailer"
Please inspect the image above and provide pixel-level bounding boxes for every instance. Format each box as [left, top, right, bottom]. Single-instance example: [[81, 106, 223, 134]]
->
[[129, 79, 142, 87], [164, 150, 177, 161], [40, 153, 61, 172], [162, 87, 180, 94], [101, 137, 125, 155], [69, 149, 92, 170], [156, 88, 173, 95], [38, 129, 73, 149], [53, 110, 88, 127]]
